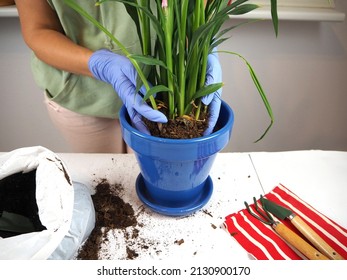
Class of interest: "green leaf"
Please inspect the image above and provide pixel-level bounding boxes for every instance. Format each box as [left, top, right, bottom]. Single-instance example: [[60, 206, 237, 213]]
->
[[117, 0, 144, 48], [142, 85, 172, 101], [247, 64, 274, 142], [191, 83, 223, 100], [129, 54, 167, 68], [271, 0, 279, 37], [98, 0, 165, 48], [228, 4, 259, 15], [64, 0, 130, 55], [218, 50, 274, 142]]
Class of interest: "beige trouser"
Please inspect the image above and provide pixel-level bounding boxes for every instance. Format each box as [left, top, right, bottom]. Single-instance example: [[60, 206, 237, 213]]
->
[[45, 96, 130, 153]]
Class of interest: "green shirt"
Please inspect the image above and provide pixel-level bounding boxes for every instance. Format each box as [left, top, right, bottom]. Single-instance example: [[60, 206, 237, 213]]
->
[[32, 0, 142, 118]]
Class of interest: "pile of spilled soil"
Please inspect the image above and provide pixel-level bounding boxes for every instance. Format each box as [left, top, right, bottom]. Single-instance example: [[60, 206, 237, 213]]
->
[[76, 179, 194, 260], [75, 179, 138, 260]]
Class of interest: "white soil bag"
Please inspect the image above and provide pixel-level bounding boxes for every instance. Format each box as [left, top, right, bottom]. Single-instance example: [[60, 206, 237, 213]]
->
[[0, 146, 94, 259]]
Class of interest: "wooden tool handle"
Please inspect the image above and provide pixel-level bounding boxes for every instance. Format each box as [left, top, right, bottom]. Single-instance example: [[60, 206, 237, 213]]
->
[[273, 222, 329, 260], [291, 215, 344, 260]]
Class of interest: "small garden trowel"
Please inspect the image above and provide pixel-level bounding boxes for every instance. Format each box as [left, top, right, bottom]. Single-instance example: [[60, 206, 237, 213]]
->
[[261, 197, 344, 260]]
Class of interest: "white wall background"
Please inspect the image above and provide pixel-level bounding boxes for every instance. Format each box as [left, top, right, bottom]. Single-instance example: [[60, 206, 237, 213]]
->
[[0, 2, 346, 153]]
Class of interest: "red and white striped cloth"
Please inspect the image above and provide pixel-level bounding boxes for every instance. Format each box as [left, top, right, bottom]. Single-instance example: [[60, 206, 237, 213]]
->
[[224, 184, 347, 260]]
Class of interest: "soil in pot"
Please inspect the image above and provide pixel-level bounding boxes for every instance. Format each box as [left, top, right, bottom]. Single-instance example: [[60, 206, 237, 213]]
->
[[0, 170, 46, 238], [143, 106, 210, 139]]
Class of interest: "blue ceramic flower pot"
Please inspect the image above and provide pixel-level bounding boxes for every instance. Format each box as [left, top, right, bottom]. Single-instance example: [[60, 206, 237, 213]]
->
[[119, 101, 234, 216]]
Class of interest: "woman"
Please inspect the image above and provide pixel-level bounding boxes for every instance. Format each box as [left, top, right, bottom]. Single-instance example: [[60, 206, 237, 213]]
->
[[14, 0, 221, 153]]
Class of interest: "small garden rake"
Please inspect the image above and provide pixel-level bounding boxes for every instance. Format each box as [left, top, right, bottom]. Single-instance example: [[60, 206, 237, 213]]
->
[[244, 195, 329, 260]]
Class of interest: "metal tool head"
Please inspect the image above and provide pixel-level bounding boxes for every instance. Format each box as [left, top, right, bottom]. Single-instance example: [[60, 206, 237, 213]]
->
[[244, 195, 275, 225], [261, 197, 293, 220]]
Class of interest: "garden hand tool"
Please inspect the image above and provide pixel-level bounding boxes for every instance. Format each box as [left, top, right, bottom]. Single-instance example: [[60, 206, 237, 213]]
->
[[245, 196, 329, 260], [261, 197, 344, 260]]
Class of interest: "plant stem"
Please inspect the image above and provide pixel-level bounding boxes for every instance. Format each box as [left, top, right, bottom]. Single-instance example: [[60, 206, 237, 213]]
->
[[162, 1, 175, 119], [140, 0, 151, 56], [185, 1, 201, 115], [195, 0, 208, 120], [177, 0, 189, 117]]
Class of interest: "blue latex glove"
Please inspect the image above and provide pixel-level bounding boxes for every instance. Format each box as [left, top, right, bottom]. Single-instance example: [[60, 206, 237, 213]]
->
[[201, 51, 222, 136], [88, 49, 167, 134]]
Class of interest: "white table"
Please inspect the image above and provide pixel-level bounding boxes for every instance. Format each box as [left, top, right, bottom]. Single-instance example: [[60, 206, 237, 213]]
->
[[53, 150, 346, 260]]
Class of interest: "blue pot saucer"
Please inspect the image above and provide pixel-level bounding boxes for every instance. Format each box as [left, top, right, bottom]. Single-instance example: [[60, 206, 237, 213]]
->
[[135, 174, 213, 217]]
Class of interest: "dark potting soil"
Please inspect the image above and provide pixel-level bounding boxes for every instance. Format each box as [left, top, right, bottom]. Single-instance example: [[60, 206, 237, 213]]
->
[[0, 169, 46, 238], [75, 179, 138, 260], [76, 179, 216, 260], [143, 106, 210, 139]]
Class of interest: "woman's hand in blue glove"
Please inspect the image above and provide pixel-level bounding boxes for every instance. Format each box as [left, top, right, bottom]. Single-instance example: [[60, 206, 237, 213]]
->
[[88, 49, 167, 134], [201, 51, 223, 136]]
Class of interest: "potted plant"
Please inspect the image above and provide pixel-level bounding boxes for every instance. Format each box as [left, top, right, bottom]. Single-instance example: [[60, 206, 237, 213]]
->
[[65, 0, 278, 216]]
